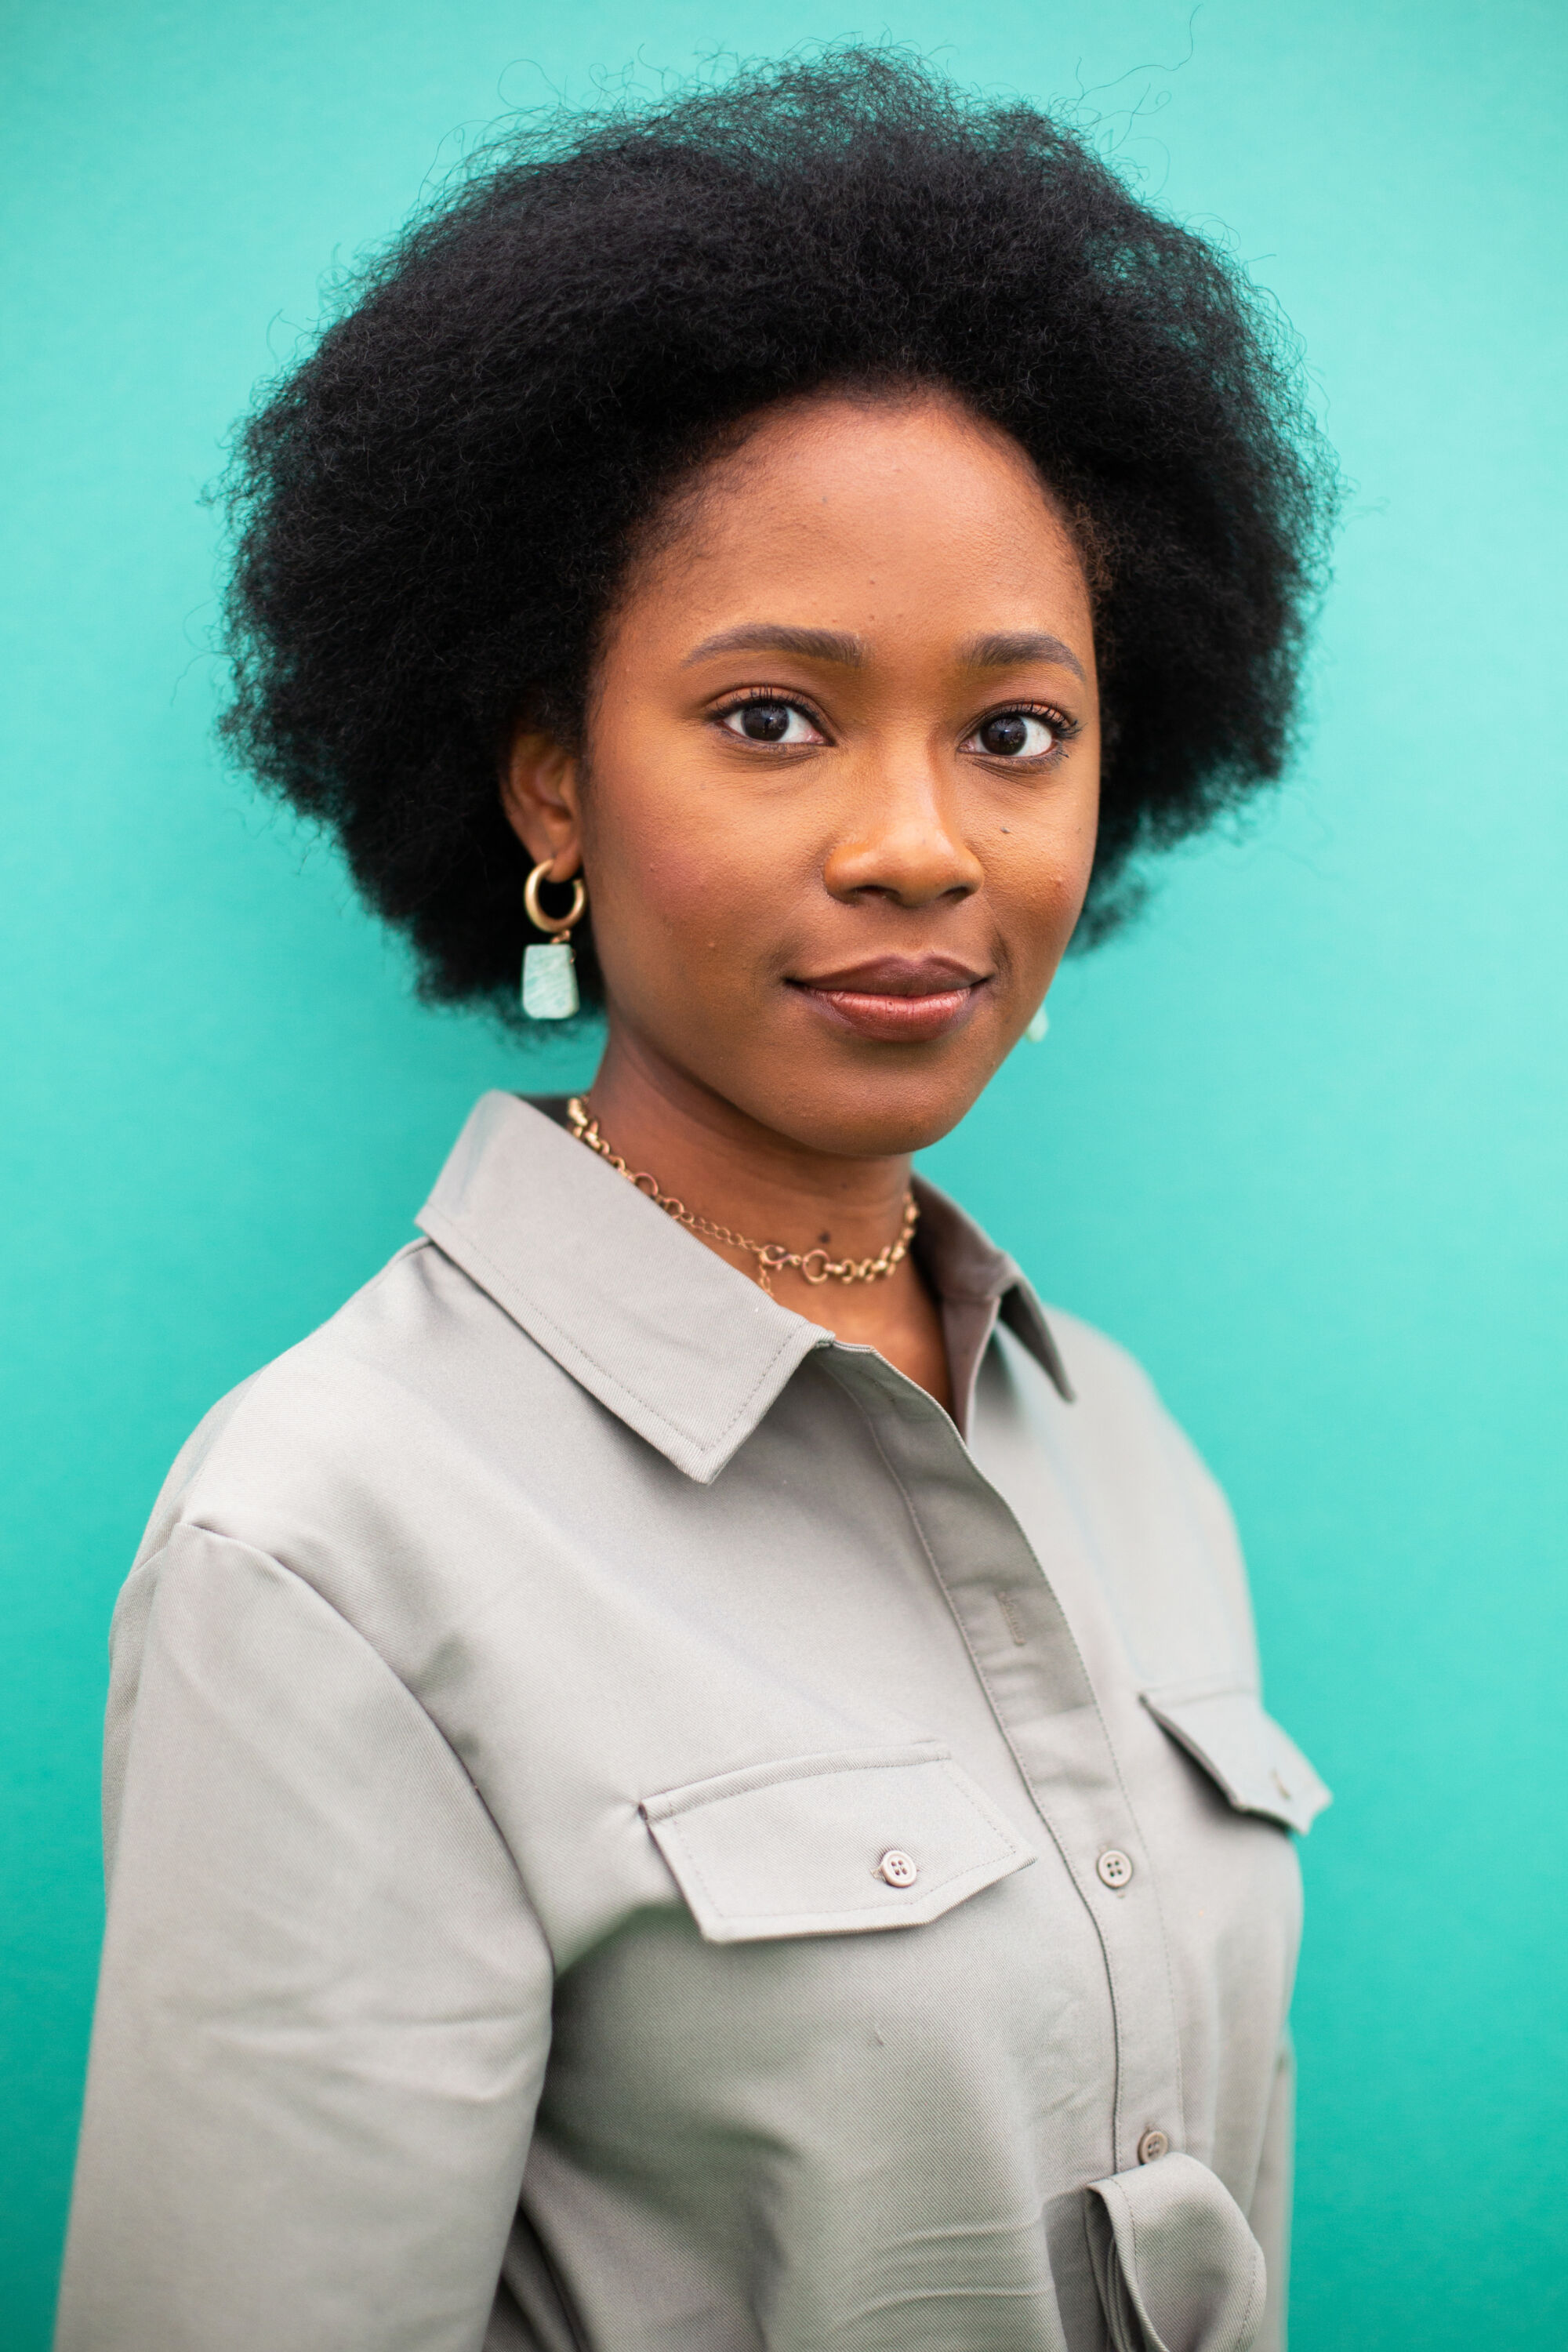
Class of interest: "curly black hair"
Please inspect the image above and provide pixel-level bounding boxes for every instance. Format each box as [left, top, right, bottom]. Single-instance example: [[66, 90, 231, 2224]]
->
[[220, 46, 1336, 1018]]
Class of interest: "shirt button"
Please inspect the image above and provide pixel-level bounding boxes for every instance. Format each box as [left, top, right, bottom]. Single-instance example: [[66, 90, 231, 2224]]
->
[[877, 1849, 919, 1888], [1096, 1848, 1134, 1889], [1137, 2129, 1171, 2165]]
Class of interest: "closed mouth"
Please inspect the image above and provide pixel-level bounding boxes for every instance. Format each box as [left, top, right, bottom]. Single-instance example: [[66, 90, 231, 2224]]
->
[[788, 957, 992, 1042]]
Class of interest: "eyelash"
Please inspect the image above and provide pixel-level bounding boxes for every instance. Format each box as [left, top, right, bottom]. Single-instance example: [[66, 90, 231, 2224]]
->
[[710, 687, 829, 737], [710, 689, 1080, 756], [969, 701, 1080, 757]]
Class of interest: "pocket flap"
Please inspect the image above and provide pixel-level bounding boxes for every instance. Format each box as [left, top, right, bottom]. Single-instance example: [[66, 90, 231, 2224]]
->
[[641, 1741, 1035, 1943], [1142, 1682, 1330, 1835]]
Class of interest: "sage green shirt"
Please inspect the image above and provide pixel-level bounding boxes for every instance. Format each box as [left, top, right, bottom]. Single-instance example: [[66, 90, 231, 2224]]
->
[[56, 1091, 1328, 2352]]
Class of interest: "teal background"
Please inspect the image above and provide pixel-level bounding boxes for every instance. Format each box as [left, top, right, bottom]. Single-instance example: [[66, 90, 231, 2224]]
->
[[4, 2, 1565, 2341]]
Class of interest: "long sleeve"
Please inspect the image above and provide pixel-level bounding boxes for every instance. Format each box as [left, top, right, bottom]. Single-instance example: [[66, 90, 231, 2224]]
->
[[1248, 2032, 1296, 2352], [56, 1526, 553, 2352]]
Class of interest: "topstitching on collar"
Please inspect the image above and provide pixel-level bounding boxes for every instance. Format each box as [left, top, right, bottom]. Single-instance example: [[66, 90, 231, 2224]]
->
[[416, 1092, 1070, 1483]]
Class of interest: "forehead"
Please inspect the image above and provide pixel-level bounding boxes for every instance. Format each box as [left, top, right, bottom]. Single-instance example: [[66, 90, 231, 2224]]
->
[[619, 391, 1094, 662]]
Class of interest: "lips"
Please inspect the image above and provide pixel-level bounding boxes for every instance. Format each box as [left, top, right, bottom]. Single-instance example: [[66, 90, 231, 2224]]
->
[[789, 956, 990, 1044]]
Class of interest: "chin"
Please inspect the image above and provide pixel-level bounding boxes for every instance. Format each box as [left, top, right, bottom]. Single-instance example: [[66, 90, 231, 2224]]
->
[[750, 1063, 993, 1159]]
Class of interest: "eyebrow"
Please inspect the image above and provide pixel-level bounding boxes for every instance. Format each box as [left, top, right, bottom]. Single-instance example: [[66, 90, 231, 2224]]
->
[[681, 621, 1087, 683], [960, 631, 1087, 682], [683, 624, 866, 668]]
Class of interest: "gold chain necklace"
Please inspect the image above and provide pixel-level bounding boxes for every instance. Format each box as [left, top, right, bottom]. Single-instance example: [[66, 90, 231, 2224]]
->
[[566, 1097, 919, 1298]]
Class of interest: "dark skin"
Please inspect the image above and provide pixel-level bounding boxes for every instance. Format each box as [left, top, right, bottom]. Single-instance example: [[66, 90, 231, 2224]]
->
[[502, 390, 1101, 1413]]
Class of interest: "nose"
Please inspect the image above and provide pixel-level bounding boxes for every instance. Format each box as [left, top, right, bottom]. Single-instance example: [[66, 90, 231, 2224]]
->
[[822, 757, 985, 908]]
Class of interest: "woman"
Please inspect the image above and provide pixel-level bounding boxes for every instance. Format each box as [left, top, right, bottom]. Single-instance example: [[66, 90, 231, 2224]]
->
[[58, 52, 1336, 2352]]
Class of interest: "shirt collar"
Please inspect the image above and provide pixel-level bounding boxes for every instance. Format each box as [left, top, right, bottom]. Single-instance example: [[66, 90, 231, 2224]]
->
[[417, 1091, 1071, 1486]]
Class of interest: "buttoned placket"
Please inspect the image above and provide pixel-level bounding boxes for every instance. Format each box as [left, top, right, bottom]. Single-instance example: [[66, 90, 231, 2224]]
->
[[419, 1095, 1190, 2172], [62, 1090, 1317, 2352], [823, 1337, 1187, 2179]]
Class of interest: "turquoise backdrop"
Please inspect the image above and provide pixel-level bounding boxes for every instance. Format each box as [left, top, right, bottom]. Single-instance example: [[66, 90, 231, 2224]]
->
[[4, 2, 1565, 2343]]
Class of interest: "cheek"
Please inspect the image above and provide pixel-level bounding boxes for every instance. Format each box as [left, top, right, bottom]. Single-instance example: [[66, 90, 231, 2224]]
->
[[999, 789, 1099, 931], [582, 753, 792, 978], [1047, 758, 1102, 907]]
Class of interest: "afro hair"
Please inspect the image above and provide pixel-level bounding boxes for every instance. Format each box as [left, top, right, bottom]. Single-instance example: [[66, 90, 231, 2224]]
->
[[220, 46, 1337, 1017]]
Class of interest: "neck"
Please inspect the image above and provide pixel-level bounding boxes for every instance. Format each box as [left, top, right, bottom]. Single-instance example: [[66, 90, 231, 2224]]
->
[[579, 1025, 952, 1411], [584, 1026, 915, 1269]]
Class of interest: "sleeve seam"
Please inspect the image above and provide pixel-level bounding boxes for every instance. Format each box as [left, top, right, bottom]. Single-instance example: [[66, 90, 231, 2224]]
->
[[164, 1519, 557, 1965]]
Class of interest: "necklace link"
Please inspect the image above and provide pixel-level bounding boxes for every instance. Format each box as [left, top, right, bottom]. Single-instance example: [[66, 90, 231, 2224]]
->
[[566, 1097, 918, 1298]]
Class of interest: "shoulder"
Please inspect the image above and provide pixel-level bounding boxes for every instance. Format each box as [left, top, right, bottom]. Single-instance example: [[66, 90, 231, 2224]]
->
[[1042, 1304, 1163, 1418], [127, 1232, 562, 1617], [1001, 1299, 1261, 1688], [1033, 1302, 1230, 1516]]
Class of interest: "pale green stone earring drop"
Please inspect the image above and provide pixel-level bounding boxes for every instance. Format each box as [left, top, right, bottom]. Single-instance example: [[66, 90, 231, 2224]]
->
[[1026, 1001, 1051, 1043], [521, 861, 587, 1019]]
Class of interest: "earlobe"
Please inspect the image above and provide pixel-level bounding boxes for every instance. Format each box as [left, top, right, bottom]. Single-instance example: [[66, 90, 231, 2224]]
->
[[501, 726, 584, 874]]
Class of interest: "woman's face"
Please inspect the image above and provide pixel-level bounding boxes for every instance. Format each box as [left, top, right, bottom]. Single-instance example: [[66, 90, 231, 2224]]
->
[[506, 389, 1101, 1157]]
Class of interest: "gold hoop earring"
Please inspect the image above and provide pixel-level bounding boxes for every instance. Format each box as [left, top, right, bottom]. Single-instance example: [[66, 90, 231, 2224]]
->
[[521, 861, 587, 1019]]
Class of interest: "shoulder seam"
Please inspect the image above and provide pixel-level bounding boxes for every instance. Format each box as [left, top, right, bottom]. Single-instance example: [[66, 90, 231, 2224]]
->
[[156, 1519, 557, 1962]]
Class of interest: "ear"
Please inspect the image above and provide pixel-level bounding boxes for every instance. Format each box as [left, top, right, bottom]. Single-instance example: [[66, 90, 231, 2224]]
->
[[500, 723, 583, 880]]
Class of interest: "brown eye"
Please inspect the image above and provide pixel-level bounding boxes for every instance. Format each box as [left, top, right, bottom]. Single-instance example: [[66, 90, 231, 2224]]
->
[[970, 710, 1057, 758], [719, 699, 823, 746]]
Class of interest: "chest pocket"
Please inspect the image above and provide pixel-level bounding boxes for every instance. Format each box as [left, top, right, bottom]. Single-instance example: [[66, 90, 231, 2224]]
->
[[1142, 1678, 1330, 1835], [641, 1741, 1035, 1943]]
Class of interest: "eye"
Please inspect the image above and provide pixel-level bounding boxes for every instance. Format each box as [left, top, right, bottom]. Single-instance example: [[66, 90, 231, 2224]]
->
[[964, 709, 1064, 760], [717, 698, 826, 746]]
